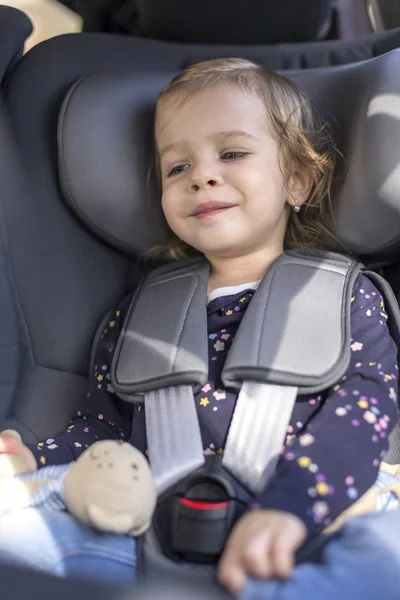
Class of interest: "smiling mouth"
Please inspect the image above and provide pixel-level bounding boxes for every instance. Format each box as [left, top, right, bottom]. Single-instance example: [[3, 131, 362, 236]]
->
[[191, 202, 236, 218], [195, 206, 234, 218]]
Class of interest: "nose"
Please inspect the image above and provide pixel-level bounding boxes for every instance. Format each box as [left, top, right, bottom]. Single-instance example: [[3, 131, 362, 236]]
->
[[188, 164, 222, 193]]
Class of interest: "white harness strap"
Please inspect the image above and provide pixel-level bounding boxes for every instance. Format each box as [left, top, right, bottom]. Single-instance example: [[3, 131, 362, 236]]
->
[[145, 382, 297, 496], [222, 382, 298, 495], [145, 385, 205, 495]]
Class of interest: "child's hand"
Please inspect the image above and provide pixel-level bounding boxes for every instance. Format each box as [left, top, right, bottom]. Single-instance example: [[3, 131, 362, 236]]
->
[[0, 431, 37, 474], [218, 509, 307, 597]]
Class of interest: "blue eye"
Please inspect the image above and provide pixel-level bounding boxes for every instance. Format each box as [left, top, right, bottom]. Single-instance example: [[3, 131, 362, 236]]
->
[[221, 151, 247, 161], [168, 164, 190, 177]]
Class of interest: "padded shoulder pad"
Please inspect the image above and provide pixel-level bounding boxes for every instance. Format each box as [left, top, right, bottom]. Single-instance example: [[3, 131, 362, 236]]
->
[[222, 250, 362, 394], [112, 258, 209, 399], [112, 250, 363, 400]]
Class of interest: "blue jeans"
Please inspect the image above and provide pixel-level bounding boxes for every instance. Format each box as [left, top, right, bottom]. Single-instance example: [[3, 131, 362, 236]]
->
[[0, 508, 136, 584], [241, 509, 400, 600], [0, 466, 399, 596], [1, 508, 400, 599]]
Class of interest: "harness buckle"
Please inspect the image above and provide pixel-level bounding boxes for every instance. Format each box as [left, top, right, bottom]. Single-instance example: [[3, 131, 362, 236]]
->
[[153, 457, 251, 563]]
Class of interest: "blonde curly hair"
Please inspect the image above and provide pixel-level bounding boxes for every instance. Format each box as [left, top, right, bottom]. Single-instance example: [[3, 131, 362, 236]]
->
[[148, 58, 342, 261]]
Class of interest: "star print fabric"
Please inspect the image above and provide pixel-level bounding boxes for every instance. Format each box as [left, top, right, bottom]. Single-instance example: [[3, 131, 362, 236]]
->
[[27, 274, 398, 538], [254, 275, 398, 536]]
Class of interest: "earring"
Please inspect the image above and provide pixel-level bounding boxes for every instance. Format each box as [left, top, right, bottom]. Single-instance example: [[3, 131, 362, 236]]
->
[[293, 201, 301, 213]]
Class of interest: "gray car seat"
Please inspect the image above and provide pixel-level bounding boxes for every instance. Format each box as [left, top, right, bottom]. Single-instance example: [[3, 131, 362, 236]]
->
[[1, 7, 400, 595], [54, 49, 400, 592], [132, 0, 334, 44], [0, 6, 32, 84], [55, 0, 400, 68], [76, 0, 333, 42]]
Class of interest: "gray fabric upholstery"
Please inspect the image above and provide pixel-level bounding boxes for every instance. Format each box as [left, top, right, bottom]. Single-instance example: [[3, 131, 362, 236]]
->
[[0, 6, 32, 85], [0, 99, 136, 439], [135, 0, 333, 44], [222, 251, 360, 394], [0, 111, 33, 430], [59, 50, 400, 262], [0, 54, 142, 440], [113, 252, 360, 398], [58, 73, 169, 256], [292, 52, 400, 261], [113, 259, 209, 397]]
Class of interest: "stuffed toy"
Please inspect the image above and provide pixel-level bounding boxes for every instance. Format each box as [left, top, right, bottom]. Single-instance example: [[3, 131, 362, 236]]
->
[[0, 430, 157, 537]]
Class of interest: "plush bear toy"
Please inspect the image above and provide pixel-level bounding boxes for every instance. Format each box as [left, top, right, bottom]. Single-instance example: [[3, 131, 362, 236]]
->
[[0, 431, 157, 537]]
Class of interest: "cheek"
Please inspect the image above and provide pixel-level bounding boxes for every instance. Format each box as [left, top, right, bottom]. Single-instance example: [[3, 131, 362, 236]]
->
[[245, 167, 287, 205], [161, 192, 173, 221], [233, 160, 279, 190], [161, 192, 181, 234]]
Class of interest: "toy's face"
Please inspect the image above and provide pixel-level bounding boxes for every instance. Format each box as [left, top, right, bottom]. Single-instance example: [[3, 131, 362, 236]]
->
[[85, 440, 154, 496], [64, 440, 157, 536]]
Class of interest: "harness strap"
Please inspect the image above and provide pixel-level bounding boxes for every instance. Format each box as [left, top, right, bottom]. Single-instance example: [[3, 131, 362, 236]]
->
[[145, 381, 297, 496], [223, 382, 298, 495], [145, 385, 205, 495]]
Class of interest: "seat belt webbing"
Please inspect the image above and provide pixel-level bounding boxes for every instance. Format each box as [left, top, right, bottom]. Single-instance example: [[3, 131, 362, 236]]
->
[[223, 382, 298, 495], [145, 385, 205, 495]]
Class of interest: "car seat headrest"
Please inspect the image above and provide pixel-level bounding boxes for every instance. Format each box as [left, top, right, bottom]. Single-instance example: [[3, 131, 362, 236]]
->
[[135, 0, 332, 44], [58, 73, 172, 256], [59, 50, 400, 261]]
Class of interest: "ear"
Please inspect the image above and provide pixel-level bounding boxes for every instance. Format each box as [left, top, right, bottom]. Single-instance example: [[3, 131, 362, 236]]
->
[[287, 168, 313, 210]]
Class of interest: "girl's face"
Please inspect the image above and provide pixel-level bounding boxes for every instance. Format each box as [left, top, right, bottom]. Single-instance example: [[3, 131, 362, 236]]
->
[[156, 84, 302, 262]]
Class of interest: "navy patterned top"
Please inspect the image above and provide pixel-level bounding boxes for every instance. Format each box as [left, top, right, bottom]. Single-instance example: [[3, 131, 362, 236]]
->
[[28, 274, 399, 536]]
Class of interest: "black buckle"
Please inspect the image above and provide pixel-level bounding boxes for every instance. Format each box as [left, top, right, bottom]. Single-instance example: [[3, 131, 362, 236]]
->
[[153, 457, 251, 563], [172, 491, 232, 562]]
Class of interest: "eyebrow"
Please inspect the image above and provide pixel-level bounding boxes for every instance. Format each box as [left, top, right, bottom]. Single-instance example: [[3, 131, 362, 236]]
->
[[158, 129, 259, 159], [216, 130, 260, 143]]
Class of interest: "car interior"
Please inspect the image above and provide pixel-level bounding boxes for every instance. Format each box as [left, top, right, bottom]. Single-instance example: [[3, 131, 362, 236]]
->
[[1, 1, 400, 598]]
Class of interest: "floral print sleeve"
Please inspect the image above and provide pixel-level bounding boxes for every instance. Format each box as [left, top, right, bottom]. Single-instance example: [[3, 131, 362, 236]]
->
[[28, 298, 134, 468], [255, 274, 399, 537]]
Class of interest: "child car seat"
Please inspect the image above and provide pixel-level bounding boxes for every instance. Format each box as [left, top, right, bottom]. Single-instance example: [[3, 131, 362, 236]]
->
[[1, 6, 400, 596], [54, 52, 400, 594]]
